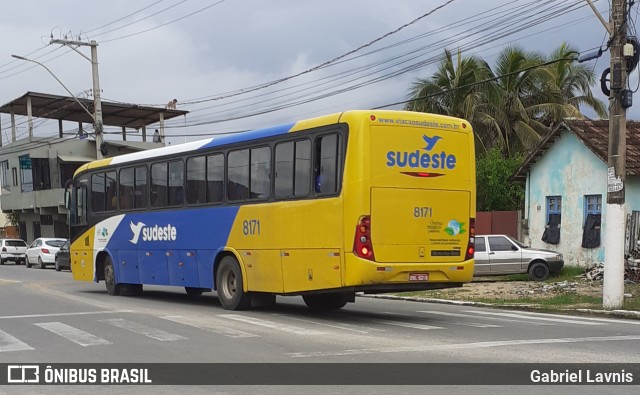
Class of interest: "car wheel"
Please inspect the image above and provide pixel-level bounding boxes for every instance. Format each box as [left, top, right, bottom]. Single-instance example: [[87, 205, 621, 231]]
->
[[25, 256, 31, 268], [528, 261, 550, 281], [38, 257, 46, 269], [0, 258, 4, 265], [55, 259, 61, 272]]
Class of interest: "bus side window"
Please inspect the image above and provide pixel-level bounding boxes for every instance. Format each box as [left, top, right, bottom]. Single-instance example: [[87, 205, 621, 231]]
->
[[314, 134, 340, 195]]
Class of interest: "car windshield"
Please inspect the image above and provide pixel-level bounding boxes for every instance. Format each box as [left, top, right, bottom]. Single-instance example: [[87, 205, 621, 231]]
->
[[45, 240, 66, 248], [510, 238, 529, 249], [6, 240, 26, 247]]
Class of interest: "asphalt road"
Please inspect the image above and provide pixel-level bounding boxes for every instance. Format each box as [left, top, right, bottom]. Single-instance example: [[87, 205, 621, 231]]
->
[[1, 264, 639, 394]]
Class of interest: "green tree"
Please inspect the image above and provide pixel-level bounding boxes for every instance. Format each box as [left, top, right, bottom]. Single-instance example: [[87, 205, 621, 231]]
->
[[476, 148, 524, 211]]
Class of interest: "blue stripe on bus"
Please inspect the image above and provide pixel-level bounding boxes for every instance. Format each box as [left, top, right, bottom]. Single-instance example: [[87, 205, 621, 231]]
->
[[105, 206, 240, 288], [199, 122, 295, 150]]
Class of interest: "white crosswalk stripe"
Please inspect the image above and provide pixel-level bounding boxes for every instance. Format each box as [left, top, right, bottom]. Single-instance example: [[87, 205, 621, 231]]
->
[[0, 329, 33, 352], [160, 315, 259, 338], [35, 322, 112, 346], [218, 314, 326, 335], [366, 318, 443, 330], [461, 310, 606, 325], [383, 311, 501, 328], [417, 310, 554, 325], [101, 318, 187, 341]]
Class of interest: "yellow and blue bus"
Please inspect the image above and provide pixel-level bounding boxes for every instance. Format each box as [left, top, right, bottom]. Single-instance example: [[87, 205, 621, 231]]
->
[[67, 110, 476, 310]]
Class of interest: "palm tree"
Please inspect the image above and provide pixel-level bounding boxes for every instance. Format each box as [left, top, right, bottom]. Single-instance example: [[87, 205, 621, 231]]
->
[[404, 49, 493, 152], [480, 45, 562, 156], [406, 44, 606, 158], [542, 42, 608, 121]]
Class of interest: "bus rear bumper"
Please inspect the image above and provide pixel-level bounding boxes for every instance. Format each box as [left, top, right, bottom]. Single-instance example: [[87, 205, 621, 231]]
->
[[343, 254, 474, 292]]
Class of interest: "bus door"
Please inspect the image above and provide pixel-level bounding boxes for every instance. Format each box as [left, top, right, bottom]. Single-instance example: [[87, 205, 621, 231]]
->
[[70, 177, 95, 282]]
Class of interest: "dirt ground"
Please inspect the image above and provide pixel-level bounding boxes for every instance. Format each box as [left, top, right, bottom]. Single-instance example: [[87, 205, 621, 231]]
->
[[423, 278, 604, 301]]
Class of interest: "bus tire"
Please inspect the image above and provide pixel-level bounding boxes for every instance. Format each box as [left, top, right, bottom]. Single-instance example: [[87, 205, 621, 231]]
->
[[185, 287, 203, 297], [104, 256, 121, 296], [216, 256, 250, 310], [303, 293, 349, 310]]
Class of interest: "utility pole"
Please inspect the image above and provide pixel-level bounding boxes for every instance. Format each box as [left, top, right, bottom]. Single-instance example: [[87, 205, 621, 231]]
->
[[50, 39, 105, 160], [603, 0, 629, 309]]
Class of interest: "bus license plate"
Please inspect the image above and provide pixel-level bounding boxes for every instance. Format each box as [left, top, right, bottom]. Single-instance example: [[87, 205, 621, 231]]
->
[[409, 273, 429, 281]]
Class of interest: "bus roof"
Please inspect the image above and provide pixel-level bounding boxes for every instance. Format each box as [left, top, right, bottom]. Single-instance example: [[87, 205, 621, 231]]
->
[[74, 110, 470, 175]]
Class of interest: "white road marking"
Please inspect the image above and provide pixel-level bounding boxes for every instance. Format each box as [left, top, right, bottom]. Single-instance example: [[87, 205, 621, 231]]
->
[[218, 314, 326, 335], [0, 329, 34, 352], [382, 311, 501, 328], [461, 310, 605, 325], [160, 315, 259, 338], [288, 335, 640, 358], [417, 310, 554, 325], [366, 318, 443, 330], [35, 322, 112, 347], [101, 318, 187, 341], [0, 310, 132, 320], [502, 310, 640, 325], [270, 314, 375, 334]]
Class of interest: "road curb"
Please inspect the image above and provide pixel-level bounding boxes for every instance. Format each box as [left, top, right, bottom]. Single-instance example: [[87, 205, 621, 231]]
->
[[359, 294, 640, 319]]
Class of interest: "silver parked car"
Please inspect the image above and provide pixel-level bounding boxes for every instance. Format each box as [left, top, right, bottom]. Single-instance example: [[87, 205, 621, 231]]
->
[[474, 234, 564, 281]]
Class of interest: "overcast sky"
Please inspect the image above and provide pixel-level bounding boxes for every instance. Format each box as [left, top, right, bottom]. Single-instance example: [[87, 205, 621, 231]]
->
[[0, 0, 629, 145]]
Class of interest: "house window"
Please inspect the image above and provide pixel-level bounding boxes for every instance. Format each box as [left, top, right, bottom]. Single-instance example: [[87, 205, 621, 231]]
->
[[0, 160, 9, 191], [542, 196, 561, 244], [582, 195, 602, 249], [19, 155, 33, 192], [585, 195, 602, 216]]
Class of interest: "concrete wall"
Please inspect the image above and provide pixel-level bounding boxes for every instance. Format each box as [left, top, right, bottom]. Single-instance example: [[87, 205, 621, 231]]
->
[[523, 130, 640, 266]]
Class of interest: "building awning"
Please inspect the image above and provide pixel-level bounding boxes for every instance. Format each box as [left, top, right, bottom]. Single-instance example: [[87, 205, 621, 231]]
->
[[0, 91, 189, 128], [57, 154, 95, 163]]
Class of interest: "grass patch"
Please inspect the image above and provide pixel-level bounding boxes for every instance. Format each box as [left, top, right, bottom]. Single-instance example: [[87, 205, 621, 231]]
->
[[473, 266, 587, 283]]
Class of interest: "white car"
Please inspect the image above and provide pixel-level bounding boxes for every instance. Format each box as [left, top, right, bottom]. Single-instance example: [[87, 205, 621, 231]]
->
[[0, 239, 28, 265], [26, 238, 67, 269], [474, 234, 564, 281]]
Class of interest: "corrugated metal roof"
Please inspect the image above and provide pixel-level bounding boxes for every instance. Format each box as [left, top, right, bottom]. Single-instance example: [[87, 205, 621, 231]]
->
[[0, 91, 188, 129]]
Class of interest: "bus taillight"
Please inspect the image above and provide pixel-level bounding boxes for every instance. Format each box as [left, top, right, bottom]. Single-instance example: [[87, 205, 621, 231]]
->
[[354, 215, 375, 261], [465, 218, 476, 260]]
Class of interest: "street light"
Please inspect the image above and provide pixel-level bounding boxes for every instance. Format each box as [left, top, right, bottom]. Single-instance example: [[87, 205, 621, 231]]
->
[[11, 50, 105, 159], [11, 55, 96, 121]]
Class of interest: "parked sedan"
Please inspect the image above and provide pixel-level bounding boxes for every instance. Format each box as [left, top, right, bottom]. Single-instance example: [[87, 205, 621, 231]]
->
[[0, 239, 28, 265], [474, 234, 564, 281], [55, 240, 71, 271], [26, 238, 67, 269]]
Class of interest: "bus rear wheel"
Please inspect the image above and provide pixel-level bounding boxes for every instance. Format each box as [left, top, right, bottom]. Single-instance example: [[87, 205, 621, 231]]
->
[[104, 257, 121, 296], [216, 256, 250, 310], [303, 293, 350, 310]]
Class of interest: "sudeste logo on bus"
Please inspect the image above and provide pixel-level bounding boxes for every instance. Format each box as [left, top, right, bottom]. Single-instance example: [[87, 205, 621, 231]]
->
[[129, 221, 177, 244], [386, 134, 457, 177]]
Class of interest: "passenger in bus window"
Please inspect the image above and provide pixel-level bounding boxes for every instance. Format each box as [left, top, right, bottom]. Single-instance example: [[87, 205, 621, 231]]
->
[[315, 173, 323, 193]]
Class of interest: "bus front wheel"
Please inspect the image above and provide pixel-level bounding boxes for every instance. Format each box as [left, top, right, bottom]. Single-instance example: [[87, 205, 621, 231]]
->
[[303, 293, 350, 310], [104, 257, 121, 296], [216, 256, 250, 310]]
